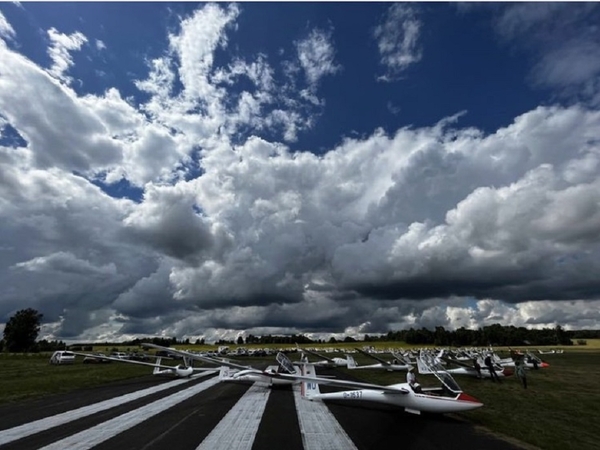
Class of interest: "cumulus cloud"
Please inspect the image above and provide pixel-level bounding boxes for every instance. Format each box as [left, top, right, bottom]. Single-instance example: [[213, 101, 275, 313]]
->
[[373, 3, 422, 82], [1, 4, 600, 342]]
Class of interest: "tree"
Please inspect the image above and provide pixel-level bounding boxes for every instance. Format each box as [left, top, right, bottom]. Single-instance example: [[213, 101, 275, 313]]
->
[[3, 308, 43, 352]]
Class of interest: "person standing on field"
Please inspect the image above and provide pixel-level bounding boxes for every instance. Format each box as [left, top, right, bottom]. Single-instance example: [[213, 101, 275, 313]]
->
[[484, 354, 501, 382], [473, 358, 482, 379], [516, 356, 527, 389], [407, 367, 421, 392]]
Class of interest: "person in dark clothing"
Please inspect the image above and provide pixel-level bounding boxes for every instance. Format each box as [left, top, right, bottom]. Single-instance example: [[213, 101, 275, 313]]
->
[[473, 358, 482, 379], [484, 354, 501, 382]]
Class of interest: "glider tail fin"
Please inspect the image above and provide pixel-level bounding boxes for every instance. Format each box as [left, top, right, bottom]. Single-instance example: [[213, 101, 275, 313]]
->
[[416, 356, 431, 374], [218, 366, 234, 381], [300, 363, 320, 399], [153, 357, 162, 375], [346, 355, 357, 369]]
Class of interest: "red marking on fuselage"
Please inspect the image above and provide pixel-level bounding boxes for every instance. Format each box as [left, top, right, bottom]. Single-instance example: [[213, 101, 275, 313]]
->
[[457, 392, 481, 403]]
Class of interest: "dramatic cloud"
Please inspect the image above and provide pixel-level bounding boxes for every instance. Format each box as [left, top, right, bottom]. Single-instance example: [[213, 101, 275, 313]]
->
[[1, 4, 600, 342], [373, 3, 422, 81]]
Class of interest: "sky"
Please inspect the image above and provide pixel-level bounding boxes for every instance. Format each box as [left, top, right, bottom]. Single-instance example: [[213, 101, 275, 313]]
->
[[1, 2, 600, 344]]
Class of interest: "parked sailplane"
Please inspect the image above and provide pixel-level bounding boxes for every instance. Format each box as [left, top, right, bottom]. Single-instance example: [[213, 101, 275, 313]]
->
[[295, 344, 350, 367], [434, 355, 513, 379], [78, 344, 482, 414], [347, 348, 413, 372], [218, 352, 301, 386], [140, 343, 253, 370], [70, 351, 219, 378], [265, 353, 483, 415], [140, 343, 300, 386]]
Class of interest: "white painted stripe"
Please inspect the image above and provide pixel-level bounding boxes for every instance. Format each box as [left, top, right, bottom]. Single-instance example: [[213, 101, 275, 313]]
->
[[293, 384, 358, 450], [0, 375, 209, 446], [38, 376, 221, 450], [195, 383, 270, 450]]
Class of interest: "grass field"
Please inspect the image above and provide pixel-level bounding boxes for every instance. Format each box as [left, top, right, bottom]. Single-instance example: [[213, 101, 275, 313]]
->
[[0, 353, 149, 403], [1, 345, 599, 450]]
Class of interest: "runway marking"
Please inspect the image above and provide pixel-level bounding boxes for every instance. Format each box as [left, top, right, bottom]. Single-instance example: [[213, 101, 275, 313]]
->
[[195, 383, 270, 450], [38, 376, 221, 450], [293, 384, 358, 450], [0, 375, 207, 446]]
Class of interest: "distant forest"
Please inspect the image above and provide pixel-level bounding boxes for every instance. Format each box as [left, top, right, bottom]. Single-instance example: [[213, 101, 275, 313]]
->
[[29, 324, 600, 351]]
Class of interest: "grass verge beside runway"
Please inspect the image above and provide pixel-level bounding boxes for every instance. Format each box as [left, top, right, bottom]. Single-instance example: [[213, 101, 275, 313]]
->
[[0, 353, 150, 403]]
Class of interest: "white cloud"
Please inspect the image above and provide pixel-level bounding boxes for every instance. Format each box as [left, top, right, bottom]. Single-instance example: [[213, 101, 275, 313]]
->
[[0, 10, 16, 41], [14, 251, 117, 276], [0, 44, 123, 172], [530, 41, 600, 89], [95, 39, 106, 51], [329, 106, 600, 302], [167, 3, 239, 104], [46, 27, 88, 84], [295, 28, 341, 89], [133, 3, 332, 148], [373, 4, 422, 82]]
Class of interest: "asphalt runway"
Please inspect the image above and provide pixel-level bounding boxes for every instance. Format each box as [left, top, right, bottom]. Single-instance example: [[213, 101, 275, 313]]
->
[[0, 368, 529, 450]]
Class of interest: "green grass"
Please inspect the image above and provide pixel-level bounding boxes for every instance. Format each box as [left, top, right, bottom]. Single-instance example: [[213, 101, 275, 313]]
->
[[2, 347, 599, 450], [0, 353, 149, 403], [456, 351, 600, 450]]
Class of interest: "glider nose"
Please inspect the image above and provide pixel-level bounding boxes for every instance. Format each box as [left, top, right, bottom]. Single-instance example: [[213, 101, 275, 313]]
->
[[457, 392, 483, 411], [541, 362, 550, 368], [458, 392, 482, 405], [502, 367, 514, 376]]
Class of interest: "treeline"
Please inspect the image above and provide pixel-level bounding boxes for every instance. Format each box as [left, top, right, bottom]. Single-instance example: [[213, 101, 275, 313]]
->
[[5, 325, 599, 353], [65, 325, 598, 348], [570, 329, 600, 339], [242, 334, 314, 345], [0, 339, 69, 352], [69, 336, 196, 349], [367, 324, 578, 347]]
